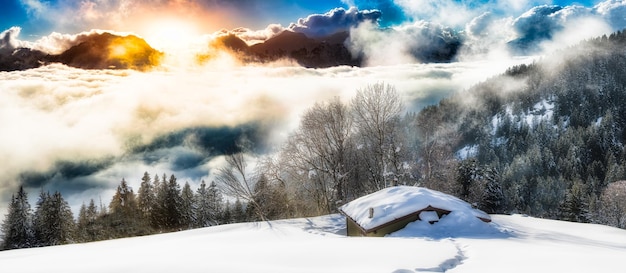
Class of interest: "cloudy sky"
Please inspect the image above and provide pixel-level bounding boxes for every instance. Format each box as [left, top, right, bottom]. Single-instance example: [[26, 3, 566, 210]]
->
[[1, 0, 625, 216]]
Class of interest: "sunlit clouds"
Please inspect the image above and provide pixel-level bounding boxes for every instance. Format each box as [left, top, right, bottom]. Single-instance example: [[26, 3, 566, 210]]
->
[[140, 19, 202, 52]]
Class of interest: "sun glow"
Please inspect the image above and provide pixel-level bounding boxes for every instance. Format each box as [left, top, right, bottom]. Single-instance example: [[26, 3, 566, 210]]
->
[[142, 19, 202, 53]]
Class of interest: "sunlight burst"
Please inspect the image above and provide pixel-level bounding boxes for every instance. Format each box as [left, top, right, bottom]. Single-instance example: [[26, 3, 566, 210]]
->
[[142, 19, 201, 53]]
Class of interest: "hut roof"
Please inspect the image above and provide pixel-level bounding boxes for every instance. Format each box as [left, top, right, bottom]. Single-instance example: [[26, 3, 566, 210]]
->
[[339, 186, 490, 231]]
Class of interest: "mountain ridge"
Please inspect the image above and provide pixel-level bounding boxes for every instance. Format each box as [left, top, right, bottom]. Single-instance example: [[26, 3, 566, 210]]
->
[[0, 32, 163, 71]]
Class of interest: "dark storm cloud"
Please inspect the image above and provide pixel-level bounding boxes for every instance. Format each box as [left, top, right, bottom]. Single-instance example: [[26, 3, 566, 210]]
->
[[16, 124, 267, 195], [289, 7, 382, 37], [129, 124, 269, 173], [19, 158, 114, 190], [132, 124, 265, 156]]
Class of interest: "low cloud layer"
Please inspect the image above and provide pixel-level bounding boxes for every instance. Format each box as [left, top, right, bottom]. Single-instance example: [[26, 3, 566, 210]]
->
[[0, 54, 532, 215], [348, 21, 462, 65]]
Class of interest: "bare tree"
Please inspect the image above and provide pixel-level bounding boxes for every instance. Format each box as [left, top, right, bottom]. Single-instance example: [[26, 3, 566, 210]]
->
[[280, 97, 355, 214], [414, 105, 460, 193], [596, 180, 626, 228], [215, 151, 267, 221], [351, 82, 406, 190]]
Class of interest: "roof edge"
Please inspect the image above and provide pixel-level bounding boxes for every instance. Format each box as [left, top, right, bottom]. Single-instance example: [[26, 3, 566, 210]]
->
[[340, 205, 455, 234]]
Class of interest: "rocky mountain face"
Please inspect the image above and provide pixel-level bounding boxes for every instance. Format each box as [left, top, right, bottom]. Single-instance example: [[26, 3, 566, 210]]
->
[[0, 47, 46, 71]]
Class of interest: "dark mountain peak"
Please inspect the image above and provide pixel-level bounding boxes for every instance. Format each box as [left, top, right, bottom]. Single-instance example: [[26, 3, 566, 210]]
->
[[243, 30, 360, 68], [250, 30, 316, 54], [50, 32, 163, 70], [1, 32, 164, 71], [315, 31, 350, 44], [0, 47, 46, 71], [273, 30, 311, 42], [212, 34, 249, 53]]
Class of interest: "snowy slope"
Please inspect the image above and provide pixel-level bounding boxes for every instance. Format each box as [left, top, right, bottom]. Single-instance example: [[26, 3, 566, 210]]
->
[[1, 214, 625, 273]]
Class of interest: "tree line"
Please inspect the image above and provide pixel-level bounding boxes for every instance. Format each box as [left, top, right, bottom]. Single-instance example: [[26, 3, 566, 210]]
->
[[1, 172, 265, 251], [214, 82, 511, 219]]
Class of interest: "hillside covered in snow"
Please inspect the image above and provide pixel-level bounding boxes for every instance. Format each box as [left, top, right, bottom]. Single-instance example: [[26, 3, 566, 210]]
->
[[1, 213, 625, 273], [415, 30, 626, 226]]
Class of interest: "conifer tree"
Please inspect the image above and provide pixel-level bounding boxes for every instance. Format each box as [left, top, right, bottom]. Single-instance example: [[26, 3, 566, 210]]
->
[[480, 169, 505, 214], [194, 180, 213, 227], [32, 190, 49, 246], [150, 174, 163, 229], [207, 181, 224, 223], [76, 203, 89, 242], [1, 186, 34, 250], [233, 198, 246, 223], [155, 174, 183, 231], [76, 199, 100, 242], [457, 159, 480, 201], [137, 172, 155, 228], [33, 191, 75, 246], [109, 178, 141, 237], [180, 182, 195, 229], [221, 200, 233, 224], [560, 181, 590, 223], [153, 173, 161, 191]]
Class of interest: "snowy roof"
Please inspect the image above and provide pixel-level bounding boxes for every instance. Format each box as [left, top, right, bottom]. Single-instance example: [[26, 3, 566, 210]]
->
[[339, 186, 490, 231]]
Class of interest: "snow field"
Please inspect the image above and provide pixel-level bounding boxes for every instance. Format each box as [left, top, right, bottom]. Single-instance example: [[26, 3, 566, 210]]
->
[[1, 214, 625, 273]]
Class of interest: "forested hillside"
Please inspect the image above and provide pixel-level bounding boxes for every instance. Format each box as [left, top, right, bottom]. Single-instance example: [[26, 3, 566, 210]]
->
[[419, 30, 626, 227]]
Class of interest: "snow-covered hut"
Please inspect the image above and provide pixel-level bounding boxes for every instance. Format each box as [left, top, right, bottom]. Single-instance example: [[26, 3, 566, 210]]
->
[[339, 186, 491, 237]]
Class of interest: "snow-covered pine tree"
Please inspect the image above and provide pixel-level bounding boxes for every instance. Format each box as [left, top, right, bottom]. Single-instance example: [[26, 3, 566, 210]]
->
[[457, 158, 483, 203], [109, 178, 141, 237], [75, 199, 100, 242], [479, 169, 505, 214], [180, 182, 195, 229], [233, 198, 246, 223], [155, 174, 182, 231], [194, 180, 212, 227], [560, 180, 590, 223], [32, 190, 49, 246], [76, 203, 89, 242], [137, 172, 155, 228], [221, 200, 233, 224], [1, 186, 34, 250], [33, 191, 75, 246], [207, 181, 224, 224]]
